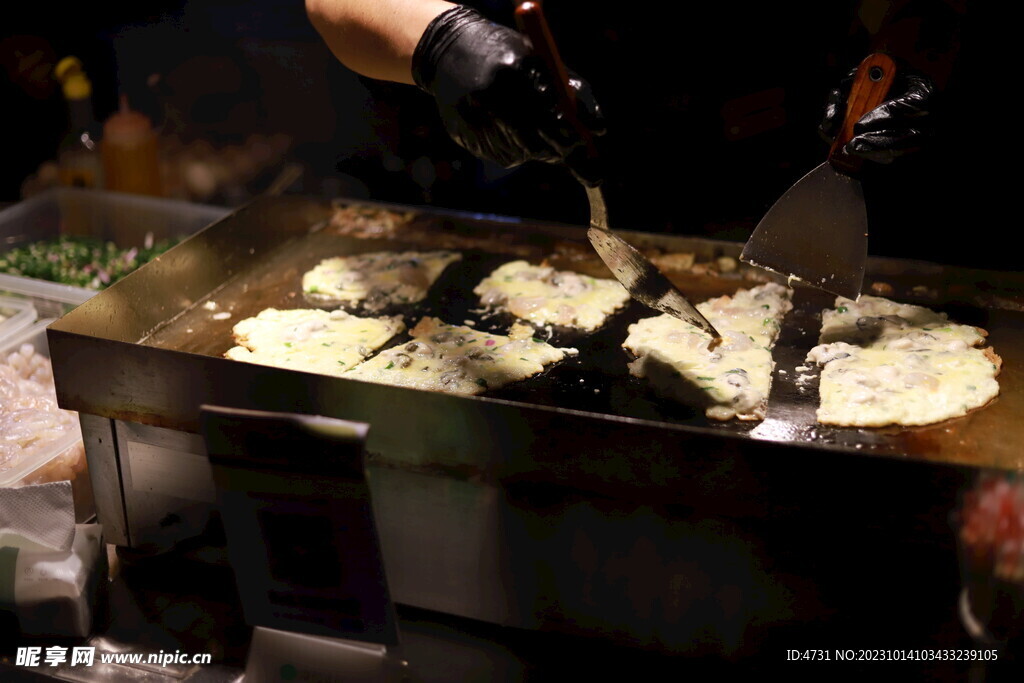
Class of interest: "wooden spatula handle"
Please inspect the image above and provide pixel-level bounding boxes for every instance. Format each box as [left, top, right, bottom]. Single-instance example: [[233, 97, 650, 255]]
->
[[515, 3, 573, 107], [514, 1, 597, 156], [828, 52, 897, 171]]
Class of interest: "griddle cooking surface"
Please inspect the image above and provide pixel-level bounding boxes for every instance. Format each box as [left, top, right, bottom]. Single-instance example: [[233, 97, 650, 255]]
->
[[144, 234, 748, 431], [142, 224, 1024, 470]]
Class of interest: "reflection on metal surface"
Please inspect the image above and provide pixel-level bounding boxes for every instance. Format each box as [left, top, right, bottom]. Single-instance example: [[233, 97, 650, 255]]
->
[[749, 417, 804, 442]]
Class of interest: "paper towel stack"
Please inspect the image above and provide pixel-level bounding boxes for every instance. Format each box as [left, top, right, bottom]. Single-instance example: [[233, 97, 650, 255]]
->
[[0, 481, 104, 637]]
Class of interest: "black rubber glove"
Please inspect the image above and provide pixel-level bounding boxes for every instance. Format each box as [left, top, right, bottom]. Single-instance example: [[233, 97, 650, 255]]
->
[[819, 63, 936, 164], [412, 5, 606, 186]]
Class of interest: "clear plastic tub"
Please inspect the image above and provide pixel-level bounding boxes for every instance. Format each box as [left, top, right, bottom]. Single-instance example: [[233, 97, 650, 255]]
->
[[0, 187, 229, 317], [0, 295, 37, 345], [0, 274, 94, 320], [0, 319, 93, 521]]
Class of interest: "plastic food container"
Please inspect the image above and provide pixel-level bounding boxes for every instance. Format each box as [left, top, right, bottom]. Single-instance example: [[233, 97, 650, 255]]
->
[[0, 187, 229, 317], [0, 319, 93, 521], [0, 296, 36, 345]]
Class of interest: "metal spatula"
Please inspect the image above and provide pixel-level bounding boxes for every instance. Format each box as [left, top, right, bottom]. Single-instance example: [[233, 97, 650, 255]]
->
[[515, 1, 721, 340], [585, 192, 721, 337], [740, 53, 896, 300]]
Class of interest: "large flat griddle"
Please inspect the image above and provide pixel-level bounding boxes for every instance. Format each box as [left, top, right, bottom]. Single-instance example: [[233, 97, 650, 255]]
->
[[49, 196, 1024, 477]]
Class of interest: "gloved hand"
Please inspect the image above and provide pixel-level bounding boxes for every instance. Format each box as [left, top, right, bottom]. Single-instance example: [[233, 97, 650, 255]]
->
[[819, 61, 936, 164], [412, 5, 606, 185]]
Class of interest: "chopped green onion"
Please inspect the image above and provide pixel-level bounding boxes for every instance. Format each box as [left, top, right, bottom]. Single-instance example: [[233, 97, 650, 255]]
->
[[0, 235, 181, 289]]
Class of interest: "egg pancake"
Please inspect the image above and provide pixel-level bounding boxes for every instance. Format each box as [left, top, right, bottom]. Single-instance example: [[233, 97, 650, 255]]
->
[[345, 317, 577, 395], [302, 250, 461, 310], [806, 296, 1001, 427], [623, 282, 793, 420], [225, 308, 404, 377], [473, 260, 630, 331]]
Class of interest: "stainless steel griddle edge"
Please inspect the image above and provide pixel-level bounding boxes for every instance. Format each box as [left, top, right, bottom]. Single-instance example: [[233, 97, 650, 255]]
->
[[48, 195, 1024, 474]]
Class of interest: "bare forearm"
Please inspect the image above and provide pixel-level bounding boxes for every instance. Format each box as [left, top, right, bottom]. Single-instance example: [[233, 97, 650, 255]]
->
[[306, 0, 456, 85]]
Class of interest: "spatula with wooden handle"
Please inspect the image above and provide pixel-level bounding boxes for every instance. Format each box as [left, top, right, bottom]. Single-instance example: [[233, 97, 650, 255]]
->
[[514, 0, 721, 341], [740, 53, 896, 300]]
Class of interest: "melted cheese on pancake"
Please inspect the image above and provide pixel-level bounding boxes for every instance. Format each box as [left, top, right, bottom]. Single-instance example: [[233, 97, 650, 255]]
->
[[807, 295, 1001, 427], [302, 251, 461, 310], [623, 282, 793, 420], [346, 317, 577, 395], [473, 260, 630, 331], [225, 308, 404, 377]]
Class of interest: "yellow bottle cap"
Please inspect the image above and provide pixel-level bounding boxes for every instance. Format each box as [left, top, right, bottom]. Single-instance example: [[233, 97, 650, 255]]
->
[[55, 56, 92, 100], [62, 74, 92, 100], [54, 56, 83, 82]]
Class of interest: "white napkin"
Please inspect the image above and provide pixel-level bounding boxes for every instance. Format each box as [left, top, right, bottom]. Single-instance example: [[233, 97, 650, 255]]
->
[[0, 481, 76, 551], [1, 482, 103, 637]]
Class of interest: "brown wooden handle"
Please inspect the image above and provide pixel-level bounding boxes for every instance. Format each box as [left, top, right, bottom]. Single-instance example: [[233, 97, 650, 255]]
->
[[514, 1, 596, 154], [828, 52, 897, 172]]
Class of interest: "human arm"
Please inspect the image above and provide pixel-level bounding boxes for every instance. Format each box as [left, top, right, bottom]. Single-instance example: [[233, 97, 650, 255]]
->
[[305, 1, 605, 184], [305, 0, 455, 85]]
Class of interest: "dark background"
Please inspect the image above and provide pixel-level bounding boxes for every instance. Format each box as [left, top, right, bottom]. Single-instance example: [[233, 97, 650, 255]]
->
[[2, 0, 992, 268]]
